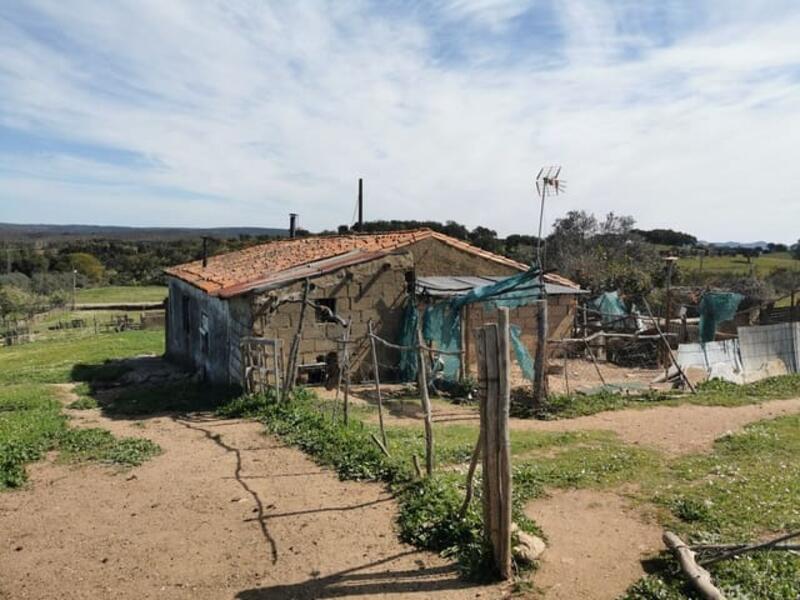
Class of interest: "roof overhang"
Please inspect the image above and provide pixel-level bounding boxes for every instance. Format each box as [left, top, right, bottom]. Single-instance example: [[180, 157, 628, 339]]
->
[[216, 249, 396, 298]]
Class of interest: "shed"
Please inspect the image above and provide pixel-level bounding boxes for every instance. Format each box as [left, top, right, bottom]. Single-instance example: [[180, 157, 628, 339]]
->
[[163, 228, 581, 387]]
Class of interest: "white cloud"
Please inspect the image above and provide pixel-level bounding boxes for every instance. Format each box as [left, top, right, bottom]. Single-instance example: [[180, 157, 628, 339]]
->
[[0, 0, 799, 242]]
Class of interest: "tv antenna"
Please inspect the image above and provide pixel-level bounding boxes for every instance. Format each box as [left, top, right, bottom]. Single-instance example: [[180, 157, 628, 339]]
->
[[535, 165, 565, 270]]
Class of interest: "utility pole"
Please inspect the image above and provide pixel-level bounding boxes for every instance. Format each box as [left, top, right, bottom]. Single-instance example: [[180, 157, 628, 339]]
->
[[72, 269, 77, 311], [5, 244, 11, 274]]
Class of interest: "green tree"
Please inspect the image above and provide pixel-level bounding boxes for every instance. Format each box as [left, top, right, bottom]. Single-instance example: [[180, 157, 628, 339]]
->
[[68, 253, 105, 284]]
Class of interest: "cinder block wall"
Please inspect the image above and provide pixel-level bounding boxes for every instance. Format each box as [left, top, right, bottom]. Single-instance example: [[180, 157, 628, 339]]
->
[[405, 238, 520, 277], [252, 253, 413, 382]]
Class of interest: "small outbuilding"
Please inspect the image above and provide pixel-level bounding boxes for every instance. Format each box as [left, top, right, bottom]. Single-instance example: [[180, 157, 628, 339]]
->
[[163, 229, 581, 388]]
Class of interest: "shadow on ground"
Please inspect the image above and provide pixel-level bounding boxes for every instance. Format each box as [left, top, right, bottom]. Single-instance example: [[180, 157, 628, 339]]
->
[[236, 552, 473, 599], [70, 355, 240, 418]]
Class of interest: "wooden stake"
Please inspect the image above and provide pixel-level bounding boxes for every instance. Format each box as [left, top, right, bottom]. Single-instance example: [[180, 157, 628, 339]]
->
[[416, 320, 434, 477], [368, 320, 388, 448], [663, 531, 726, 600], [496, 308, 513, 579], [532, 299, 548, 408]]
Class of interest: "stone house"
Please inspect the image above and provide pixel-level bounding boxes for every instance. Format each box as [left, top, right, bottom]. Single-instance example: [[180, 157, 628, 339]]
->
[[163, 229, 581, 387]]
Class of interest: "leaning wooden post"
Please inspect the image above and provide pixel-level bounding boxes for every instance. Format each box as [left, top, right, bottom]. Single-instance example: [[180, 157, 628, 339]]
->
[[367, 320, 388, 448], [342, 319, 352, 425], [416, 319, 434, 477], [284, 278, 310, 400]]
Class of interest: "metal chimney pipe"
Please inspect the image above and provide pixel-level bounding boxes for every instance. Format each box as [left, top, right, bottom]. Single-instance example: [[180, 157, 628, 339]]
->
[[357, 178, 363, 232], [202, 237, 208, 268], [289, 213, 298, 238]]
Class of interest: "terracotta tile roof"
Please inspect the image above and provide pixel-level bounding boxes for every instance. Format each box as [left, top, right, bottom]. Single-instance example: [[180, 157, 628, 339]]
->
[[165, 228, 578, 296]]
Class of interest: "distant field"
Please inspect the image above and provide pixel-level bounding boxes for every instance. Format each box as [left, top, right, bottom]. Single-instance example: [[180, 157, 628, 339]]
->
[[75, 286, 167, 304], [680, 251, 799, 276]]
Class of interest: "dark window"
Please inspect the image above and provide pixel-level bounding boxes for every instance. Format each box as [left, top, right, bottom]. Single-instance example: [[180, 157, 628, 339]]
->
[[182, 296, 191, 334], [314, 298, 337, 323]]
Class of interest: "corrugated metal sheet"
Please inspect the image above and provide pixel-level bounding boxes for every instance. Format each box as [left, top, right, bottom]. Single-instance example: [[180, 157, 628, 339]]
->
[[416, 275, 584, 297]]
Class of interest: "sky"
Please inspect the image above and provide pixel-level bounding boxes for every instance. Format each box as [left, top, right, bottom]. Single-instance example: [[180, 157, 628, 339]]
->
[[1, 1, 799, 243]]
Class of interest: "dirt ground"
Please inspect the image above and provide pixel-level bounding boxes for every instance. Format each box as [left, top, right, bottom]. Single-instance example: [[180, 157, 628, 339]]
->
[[524, 490, 662, 600], [349, 383, 800, 455], [0, 386, 502, 600]]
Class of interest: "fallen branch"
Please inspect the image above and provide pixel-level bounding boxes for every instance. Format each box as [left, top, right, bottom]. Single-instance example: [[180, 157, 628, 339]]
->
[[458, 431, 482, 519], [663, 531, 726, 600], [700, 529, 800, 567], [412, 454, 422, 478], [692, 543, 800, 552]]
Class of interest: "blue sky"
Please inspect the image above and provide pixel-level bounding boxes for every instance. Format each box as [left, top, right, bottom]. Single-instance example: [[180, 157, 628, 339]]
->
[[1, 1, 799, 242]]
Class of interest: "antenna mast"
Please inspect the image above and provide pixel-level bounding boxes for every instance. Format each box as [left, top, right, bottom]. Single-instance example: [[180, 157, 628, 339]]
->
[[535, 166, 565, 271]]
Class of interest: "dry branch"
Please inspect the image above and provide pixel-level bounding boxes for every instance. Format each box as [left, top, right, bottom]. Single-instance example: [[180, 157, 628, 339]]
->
[[700, 529, 800, 567], [663, 531, 726, 600]]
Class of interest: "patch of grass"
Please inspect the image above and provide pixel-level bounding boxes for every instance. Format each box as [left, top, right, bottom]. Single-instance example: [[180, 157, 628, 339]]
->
[[59, 428, 160, 466], [519, 374, 800, 421], [624, 552, 800, 599], [0, 384, 159, 489], [0, 330, 163, 384], [651, 414, 800, 540], [67, 396, 98, 410], [74, 286, 167, 304], [0, 385, 65, 488], [626, 414, 800, 597]]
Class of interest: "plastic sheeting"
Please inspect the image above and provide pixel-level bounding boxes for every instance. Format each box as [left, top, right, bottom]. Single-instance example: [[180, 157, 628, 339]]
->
[[401, 267, 545, 383], [698, 292, 743, 343], [588, 291, 628, 329]]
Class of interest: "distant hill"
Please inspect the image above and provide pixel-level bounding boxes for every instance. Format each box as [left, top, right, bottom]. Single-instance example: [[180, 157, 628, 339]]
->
[[703, 241, 771, 250], [0, 223, 287, 242]]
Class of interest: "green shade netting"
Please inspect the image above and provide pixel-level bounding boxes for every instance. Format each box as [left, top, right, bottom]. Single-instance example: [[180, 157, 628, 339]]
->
[[400, 267, 543, 382], [588, 291, 628, 328], [698, 292, 743, 343]]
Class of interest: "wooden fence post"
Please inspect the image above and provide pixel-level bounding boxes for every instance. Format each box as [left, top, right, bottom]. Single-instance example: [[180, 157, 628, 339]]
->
[[368, 320, 388, 448], [416, 319, 434, 477], [477, 308, 513, 579], [532, 298, 548, 408]]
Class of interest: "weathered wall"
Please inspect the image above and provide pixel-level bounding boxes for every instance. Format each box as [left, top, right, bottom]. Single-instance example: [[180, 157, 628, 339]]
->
[[404, 238, 521, 277], [462, 294, 577, 375], [165, 277, 251, 385], [251, 253, 414, 383]]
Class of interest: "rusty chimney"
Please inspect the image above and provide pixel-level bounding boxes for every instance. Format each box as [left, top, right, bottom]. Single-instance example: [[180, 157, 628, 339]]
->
[[289, 213, 298, 238]]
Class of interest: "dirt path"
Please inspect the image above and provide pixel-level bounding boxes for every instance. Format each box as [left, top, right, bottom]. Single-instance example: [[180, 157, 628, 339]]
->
[[509, 397, 800, 455], [0, 386, 501, 600], [524, 490, 662, 600], [352, 388, 800, 456]]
